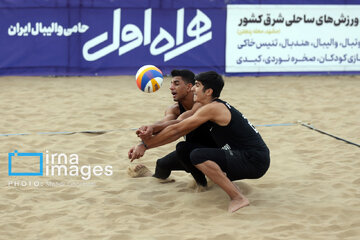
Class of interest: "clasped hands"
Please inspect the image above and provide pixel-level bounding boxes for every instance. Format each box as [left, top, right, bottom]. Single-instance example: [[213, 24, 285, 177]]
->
[[128, 125, 153, 162]]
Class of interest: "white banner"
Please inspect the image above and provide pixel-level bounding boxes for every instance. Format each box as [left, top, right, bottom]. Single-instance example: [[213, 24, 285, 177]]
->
[[226, 5, 360, 73]]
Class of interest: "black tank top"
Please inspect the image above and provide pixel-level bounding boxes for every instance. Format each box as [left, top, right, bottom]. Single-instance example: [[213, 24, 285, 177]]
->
[[209, 99, 268, 151], [179, 103, 216, 147]]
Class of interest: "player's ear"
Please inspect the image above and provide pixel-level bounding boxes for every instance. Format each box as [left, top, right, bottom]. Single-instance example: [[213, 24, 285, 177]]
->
[[205, 88, 213, 97], [187, 83, 193, 92]]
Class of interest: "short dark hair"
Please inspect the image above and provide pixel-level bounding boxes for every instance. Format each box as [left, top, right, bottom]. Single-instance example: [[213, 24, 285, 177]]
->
[[171, 69, 195, 85], [195, 71, 224, 98]]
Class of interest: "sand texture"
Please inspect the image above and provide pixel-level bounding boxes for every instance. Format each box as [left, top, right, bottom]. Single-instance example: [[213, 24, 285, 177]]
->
[[1, 75, 359, 240]]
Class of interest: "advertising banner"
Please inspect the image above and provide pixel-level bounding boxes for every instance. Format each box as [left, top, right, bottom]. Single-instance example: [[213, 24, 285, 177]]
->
[[226, 5, 360, 73], [0, 7, 225, 75], [2, 1, 360, 76]]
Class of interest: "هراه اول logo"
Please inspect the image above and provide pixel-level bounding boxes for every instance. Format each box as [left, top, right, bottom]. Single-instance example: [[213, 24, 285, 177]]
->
[[8, 150, 43, 176]]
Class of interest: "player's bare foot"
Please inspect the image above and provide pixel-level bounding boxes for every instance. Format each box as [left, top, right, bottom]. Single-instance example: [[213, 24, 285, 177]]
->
[[194, 184, 208, 192], [127, 164, 153, 177], [228, 196, 250, 213], [157, 178, 176, 184], [188, 180, 208, 192]]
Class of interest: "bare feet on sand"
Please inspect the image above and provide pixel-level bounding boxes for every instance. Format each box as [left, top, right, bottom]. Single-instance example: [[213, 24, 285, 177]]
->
[[228, 196, 250, 213], [157, 178, 176, 184], [127, 164, 175, 183], [127, 164, 153, 177], [188, 180, 209, 192], [228, 182, 250, 213]]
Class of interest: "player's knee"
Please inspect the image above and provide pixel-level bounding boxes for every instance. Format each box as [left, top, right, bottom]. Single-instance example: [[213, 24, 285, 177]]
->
[[156, 158, 166, 169], [189, 148, 206, 165], [175, 141, 188, 158]]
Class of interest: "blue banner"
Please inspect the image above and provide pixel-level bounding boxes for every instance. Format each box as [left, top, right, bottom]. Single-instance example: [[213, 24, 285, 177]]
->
[[1, 0, 360, 76], [0, 5, 225, 75]]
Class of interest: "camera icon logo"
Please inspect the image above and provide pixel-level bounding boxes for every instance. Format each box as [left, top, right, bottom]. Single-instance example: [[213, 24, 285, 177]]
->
[[8, 150, 43, 176]]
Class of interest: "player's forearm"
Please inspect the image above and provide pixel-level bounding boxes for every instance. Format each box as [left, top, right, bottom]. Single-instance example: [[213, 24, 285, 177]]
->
[[152, 119, 181, 134], [144, 124, 184, 149]]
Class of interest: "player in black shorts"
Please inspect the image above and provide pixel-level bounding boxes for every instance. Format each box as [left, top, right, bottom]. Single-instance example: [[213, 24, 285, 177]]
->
[[129, 69, 216, 187], [129, 71, 270, 213]]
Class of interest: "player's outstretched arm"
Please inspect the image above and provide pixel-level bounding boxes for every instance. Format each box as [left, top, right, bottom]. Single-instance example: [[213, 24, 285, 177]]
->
[[136, 104, 179, 139], [137, 102, 204, 141], [146, 105, 211, 148], [177, 102, 203, 120], [129, 103, 217, 161]]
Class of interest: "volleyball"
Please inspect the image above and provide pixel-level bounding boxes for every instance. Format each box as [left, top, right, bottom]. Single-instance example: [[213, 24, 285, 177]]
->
[[135, 65, 163, 93]]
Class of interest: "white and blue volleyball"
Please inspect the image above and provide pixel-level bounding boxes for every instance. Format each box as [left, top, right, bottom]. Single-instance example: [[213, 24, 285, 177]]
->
[[136, 65, 163, 93]]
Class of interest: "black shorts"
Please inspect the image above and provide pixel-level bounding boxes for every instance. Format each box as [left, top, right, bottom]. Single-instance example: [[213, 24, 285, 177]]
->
[[190, 147, 270, 181]]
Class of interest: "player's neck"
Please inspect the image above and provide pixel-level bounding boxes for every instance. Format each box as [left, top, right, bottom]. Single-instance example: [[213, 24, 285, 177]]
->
[[195, 96, 214, 105], [204, 97, 214, 105], [179, 93, 195, 110]]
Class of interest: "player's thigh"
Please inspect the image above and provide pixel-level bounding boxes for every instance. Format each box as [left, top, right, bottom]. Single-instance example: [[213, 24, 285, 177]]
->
[[189, 148, 228, 172]]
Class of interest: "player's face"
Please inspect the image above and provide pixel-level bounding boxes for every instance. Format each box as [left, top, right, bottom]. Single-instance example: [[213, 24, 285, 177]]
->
[[169, 76, 191, 102], [192, 81, 206, 103]]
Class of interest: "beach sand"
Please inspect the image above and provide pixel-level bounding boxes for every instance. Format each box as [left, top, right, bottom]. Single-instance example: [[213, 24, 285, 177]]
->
[[0, 75, 359, 239]]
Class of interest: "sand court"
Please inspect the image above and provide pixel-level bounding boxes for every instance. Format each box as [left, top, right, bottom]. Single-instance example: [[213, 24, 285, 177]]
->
[[1, 75, 359, 239]]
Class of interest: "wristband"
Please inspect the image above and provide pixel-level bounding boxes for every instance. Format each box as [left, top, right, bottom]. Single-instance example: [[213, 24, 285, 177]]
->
[[141, 140, 148, 149]]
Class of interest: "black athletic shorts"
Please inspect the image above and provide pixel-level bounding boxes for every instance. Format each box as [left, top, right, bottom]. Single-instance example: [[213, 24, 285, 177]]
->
[[190, 147, 270, 181]]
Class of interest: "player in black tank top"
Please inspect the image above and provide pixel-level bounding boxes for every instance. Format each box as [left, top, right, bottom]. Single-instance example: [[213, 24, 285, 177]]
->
[[179, 102, 215, 146], [185, 99, 270, 182], [146, 70, 216, 186], [175, 99, 269, 185], [209, 99, 268, 152], [154, 102, 216, 186]]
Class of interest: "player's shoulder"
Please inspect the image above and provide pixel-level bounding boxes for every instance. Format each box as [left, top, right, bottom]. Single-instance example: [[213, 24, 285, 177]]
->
[[197, 101, 223, 114], [166, 102, 181, 116], [191, 102, 203, 111], [205, 100, 224, 109]]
